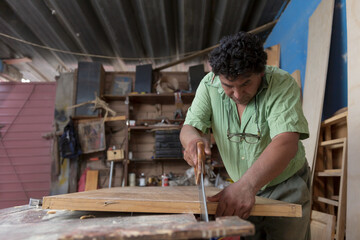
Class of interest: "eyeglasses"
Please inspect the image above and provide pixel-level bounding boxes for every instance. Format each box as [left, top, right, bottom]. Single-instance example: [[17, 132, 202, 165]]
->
[[227, 96, 261, 144]]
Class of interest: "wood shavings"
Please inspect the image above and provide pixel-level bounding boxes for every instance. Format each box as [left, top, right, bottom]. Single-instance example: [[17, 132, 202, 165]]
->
[[80, 215, 96, 219]]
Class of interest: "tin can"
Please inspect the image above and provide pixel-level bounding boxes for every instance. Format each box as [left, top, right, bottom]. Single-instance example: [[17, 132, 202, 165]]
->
[[161, 174, 168, 187]]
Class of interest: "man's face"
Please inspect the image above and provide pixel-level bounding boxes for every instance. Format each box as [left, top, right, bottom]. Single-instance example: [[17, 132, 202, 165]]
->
[[219, 73, 263, 105]]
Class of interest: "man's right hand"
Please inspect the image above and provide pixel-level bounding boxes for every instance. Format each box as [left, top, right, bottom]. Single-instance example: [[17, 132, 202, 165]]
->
[[180, 125, 211, 167]]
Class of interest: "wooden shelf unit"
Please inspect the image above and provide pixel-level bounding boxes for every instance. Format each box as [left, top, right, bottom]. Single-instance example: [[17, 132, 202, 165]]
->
[[104, 92, 194, 187], [313, 110, 347, 240], [104, 92, 195, 104]]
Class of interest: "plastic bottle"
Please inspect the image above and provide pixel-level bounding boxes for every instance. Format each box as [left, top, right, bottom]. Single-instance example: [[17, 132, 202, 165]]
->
[[139, 173, 146, 187]]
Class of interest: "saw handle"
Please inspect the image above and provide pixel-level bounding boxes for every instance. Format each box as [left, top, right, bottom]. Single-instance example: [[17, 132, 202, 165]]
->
[[195, 142, 205, 185]]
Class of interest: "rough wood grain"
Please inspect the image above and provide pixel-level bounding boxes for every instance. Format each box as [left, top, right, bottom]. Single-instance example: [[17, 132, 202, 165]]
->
[[0, 206, 254, 240], [85, 170, 98, 191], [43, 186, 302, 217], [265, 44, 280, 67], [310, 210, 336, 240], [302, 0, 335, 170], [346, 0, 360, 238]]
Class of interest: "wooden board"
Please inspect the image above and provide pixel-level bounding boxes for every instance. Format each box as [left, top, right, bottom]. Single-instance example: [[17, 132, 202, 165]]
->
[[43, 186, 302, 217], [346, 0, 360, 238], [0, 206, 254, 239], [310, 210, 336, 240], [291, 69, 301, 90], [265, 44, 280, 67], [302, 0, 335, 170], [85, 170, 99, 191]]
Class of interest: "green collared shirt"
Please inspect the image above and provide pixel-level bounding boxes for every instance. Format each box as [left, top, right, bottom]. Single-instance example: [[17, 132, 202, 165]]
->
[[184, 66, 309, 188]]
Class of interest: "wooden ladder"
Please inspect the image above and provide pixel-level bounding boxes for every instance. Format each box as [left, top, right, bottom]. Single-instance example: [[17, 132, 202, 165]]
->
[[312, 110, 347, 240]]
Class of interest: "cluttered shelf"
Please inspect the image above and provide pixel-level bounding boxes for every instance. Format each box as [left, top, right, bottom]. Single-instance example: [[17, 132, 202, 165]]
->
[[103, 92, 195, 104], [128, 125, 182, 130], [129, 158, 184, 162]]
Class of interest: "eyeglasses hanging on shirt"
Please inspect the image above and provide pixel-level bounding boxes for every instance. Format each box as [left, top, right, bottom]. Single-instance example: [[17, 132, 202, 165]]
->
[[227, 96, 261, 144]]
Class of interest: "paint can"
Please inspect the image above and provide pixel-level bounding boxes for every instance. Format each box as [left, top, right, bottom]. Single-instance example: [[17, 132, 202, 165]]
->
[[161, 174, 169, 187]]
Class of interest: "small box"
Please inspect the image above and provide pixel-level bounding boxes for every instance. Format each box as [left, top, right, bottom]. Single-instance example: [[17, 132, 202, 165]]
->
[[107, 149, 124, 161]]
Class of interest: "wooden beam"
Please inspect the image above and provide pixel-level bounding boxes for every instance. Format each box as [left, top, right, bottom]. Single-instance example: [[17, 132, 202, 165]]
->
[[2, 57, 32, 65], [346, 0, 360, 238]]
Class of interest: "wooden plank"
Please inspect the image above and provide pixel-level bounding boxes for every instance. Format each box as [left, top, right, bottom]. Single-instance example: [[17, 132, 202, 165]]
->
[[265, 44, 280, 67], [85, 170, 99, 191], [320, 138, 345, 147], [346, 0, 360, 238], [0, 206, 254, 239], [42, 186, 302, 217], [291, 69, 302, 89], [76, 115, 126, 124], [316, 169, 341, 177], [316, 197, 338, 207], [324, 126, 335, 214], [2, 57, 32, 65], [61, 215, 254, 239], [310, 210, 336, 240], [302, 0, 335, 170], [336, 138, 347, 240], [321, 111, 347, 126]]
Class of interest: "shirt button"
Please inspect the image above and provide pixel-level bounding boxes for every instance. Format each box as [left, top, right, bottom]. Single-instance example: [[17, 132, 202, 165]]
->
[[241, 157, 245, 160]]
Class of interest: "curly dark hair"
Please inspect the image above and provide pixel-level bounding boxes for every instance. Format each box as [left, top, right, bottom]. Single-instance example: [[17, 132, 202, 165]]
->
[[209, 32, 267, 80]]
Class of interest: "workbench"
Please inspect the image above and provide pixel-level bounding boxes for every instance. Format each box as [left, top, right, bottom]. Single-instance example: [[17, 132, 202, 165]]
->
[[1, 186, 302, 239]]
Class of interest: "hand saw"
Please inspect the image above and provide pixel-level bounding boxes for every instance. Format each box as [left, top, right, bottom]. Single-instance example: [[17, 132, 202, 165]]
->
[[195, 142, 209, 222]]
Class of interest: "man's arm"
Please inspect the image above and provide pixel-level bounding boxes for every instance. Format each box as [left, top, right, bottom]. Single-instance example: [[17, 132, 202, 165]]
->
[[208, 132, 299, 219], [180, 124, 211, 167]]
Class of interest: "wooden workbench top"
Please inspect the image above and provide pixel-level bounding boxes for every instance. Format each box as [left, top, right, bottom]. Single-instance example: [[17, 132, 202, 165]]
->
[[0, 205, 254, 239]]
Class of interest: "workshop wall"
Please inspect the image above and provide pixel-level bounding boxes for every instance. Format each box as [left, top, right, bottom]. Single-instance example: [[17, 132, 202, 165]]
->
[[0, 82, 56, 209], [265, 0, 347, 119]]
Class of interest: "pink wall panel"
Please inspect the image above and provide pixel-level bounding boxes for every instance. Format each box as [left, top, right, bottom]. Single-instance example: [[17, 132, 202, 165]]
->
[[0, 82, 55, 209]]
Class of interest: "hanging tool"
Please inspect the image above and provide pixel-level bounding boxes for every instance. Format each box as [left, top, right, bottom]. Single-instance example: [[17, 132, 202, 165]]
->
[[195, 142, 209, 222]]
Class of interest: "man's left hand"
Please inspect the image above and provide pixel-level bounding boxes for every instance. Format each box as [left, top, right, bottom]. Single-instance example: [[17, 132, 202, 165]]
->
[[207, 180, 256, 219]]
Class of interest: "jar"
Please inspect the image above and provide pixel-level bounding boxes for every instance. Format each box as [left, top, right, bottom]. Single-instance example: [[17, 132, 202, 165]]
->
[[128, 173, 136, 187]]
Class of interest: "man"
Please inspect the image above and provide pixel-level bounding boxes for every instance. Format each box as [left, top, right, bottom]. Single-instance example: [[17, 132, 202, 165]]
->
[[180, 31, 310, 240]]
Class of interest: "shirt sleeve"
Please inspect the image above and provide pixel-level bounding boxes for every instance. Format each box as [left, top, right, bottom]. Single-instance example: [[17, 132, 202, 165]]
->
[[266, 73, 309, 140], [184, 74, 213, 134]]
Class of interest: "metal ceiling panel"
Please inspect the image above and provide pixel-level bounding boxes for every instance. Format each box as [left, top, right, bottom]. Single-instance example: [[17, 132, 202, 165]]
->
[[0, 0, 289, 82]]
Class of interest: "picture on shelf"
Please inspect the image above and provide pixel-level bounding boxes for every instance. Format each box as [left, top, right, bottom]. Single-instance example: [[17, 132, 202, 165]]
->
[[77, 120, 106, 153], [110, 76, 132, 96]]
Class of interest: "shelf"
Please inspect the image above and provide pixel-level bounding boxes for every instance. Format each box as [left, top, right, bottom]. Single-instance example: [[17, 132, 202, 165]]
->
[[129, 158, 184, 162], [129, 125, 181, 131], [102, 95, 127, 101], [103, 93, 195, 104]]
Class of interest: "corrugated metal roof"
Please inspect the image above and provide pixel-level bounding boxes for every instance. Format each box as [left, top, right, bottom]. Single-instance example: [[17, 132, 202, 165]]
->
[[0, 82, 56, 209], [0, 0, 288, 82]]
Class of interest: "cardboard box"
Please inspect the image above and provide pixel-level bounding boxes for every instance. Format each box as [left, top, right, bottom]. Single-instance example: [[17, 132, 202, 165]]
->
[[107, 149, 124, 161]]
